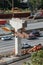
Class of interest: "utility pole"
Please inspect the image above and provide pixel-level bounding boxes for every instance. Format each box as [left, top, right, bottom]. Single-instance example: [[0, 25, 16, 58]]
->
[[12, 0, 14, 11], [12, 0, 14, 17]]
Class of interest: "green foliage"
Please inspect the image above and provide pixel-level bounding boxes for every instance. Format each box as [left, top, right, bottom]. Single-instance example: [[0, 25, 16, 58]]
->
[[23, 62, 26, 65], [29, 0, 43, 10], [41, 0, 43, 8], [37, 50, 43, 58], [23, 62, 30, 65], [23, 50, 43, 65], [31, 50, 43, 65], [32, 52, 37, 57]]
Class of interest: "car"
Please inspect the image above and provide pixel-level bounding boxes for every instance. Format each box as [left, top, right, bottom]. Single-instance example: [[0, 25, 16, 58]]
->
[[1, 36, 13, 41], [21, 43, 32, 54], [28, 32, 37, 40], [29, 36, 37, 40], [29, 30, 40, 37], [31, 30, 40, 37], [22, 43, 32, 49]]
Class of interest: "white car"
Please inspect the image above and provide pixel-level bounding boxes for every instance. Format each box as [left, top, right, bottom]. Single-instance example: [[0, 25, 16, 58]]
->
[[22, 43, 32, 49]]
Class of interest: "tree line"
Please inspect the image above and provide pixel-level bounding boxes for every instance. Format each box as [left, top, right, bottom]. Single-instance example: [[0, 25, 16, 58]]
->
[[0, 0, 43, 10]]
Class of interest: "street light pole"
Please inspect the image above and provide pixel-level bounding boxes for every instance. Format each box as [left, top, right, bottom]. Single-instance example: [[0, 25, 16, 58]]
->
[[12, 0, 14, 17]]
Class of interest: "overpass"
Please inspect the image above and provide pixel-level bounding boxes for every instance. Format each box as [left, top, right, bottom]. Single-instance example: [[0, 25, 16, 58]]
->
[[26, 22, 43, 30]]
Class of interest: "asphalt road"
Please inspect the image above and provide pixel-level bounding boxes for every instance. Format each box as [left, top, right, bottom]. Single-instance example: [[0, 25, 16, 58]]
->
[[0, 37, 15, 54], [0, 36, 43, 54], [0, 31, 43, 54]]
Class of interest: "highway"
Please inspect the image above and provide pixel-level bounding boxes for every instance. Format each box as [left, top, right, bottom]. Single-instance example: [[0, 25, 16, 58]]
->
[[0, 35, 43, 54], [26, 21, 43, 30], [0, 37, 15, 54], [0, 27, 43, 54]]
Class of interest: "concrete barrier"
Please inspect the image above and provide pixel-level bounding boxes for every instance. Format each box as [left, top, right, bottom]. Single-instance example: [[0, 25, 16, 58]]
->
[[26, 22, 43, 30]]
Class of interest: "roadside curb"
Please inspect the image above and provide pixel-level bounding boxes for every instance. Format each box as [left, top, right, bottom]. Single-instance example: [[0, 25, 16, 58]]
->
[[0, 54, 31, 65]]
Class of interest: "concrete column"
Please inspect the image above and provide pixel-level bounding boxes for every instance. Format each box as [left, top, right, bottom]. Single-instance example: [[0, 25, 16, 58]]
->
[[18, 37, 22, 55], [15, 36, 22, 56], [15, 36, 18, 55]]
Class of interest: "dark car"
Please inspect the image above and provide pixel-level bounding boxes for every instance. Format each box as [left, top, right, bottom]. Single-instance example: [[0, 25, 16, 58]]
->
[[28, 32, 37, 40], [32, 30, 40, 37], [29, 35, 37, 40], [1, 36, 13, 41]]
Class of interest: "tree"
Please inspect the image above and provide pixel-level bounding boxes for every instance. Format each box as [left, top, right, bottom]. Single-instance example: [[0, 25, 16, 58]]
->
[[29, 0, 42, 10], [41, 0, 43, 8], [37, 50, 43, 58], [31, 50, 43, 65]]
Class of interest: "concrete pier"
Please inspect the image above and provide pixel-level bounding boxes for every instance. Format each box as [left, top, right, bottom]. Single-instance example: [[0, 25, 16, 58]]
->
[[15, 36, 22, 56]]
